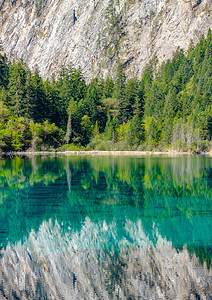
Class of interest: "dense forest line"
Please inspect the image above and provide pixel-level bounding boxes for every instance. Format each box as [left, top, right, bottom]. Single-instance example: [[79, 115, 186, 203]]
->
[[0, 29, 212, 152]]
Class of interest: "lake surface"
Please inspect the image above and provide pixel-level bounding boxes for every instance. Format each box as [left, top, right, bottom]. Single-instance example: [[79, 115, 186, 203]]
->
[[0, 155, 211, 299]]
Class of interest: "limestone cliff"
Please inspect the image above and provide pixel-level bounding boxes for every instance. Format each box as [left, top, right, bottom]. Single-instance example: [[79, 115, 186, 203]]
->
[[0, 0, 211, 80]]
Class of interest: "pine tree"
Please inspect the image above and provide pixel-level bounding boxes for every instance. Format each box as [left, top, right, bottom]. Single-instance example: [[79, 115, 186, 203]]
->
[[92, 121, 100, 137], [103, 77, 114, 98], [24, 73, 36, 119], [7, 61, 27, 116], [0, 55, 9, 89], [124, 78, 139, 120], [114, 62, 126, 122], [30, 71, 47, 122]]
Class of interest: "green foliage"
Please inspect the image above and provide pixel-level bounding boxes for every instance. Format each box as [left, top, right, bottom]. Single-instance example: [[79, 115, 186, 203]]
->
[[0, 55, 9, 88], [29, 120, 63, 151], [81, 115, 93, 145], [0, 100, 10, 122], [58, 143, 82, 151], [7, 61, 27, 116], [0, 29, 211, 152], [141, 29, 212, 151], [92, 121, 100, 137], [0, 116, 31, 151]]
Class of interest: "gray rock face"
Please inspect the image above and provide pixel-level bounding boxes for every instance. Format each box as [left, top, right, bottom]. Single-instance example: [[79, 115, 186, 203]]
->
[[0, 0, 211, 80]]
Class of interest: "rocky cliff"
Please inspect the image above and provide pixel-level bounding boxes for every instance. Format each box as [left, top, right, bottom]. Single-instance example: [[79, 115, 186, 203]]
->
[[0, 0, 211, 80]]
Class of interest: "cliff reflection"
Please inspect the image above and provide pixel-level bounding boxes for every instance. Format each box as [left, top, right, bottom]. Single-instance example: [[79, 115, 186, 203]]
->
[[0, 155, 211, 264], [0, 219, 211, 300]]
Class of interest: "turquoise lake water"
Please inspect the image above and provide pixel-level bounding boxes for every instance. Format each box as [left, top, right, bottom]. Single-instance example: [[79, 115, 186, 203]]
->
[[0, 155, 211, 299]]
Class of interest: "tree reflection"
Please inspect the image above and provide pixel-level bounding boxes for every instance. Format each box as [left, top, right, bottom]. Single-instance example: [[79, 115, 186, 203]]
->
[[0, 155, 211, 266]]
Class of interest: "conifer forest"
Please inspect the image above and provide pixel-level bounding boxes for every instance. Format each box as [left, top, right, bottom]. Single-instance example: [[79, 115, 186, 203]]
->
[[0, 29, 212, 152]]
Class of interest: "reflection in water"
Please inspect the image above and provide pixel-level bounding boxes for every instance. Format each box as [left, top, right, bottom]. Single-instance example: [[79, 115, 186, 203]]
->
[[0, 155, 212, 298], [0, 219, 211, 299]]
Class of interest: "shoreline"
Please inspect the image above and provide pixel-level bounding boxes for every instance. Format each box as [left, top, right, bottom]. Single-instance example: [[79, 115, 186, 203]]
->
[[1, 150, 211, 156]]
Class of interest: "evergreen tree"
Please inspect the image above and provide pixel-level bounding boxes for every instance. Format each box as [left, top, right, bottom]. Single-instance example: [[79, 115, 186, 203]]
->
[[30, 71, 47, 122], [124, 78, 139, 120], [114, 62, 126, 122], [103, 77, 114, 98], [7, 61, 27, 116], [0, 55, 9, 89]]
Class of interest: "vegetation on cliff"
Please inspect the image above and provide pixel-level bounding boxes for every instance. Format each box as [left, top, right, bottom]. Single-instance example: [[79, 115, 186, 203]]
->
[[0, 29, 211, 152]]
